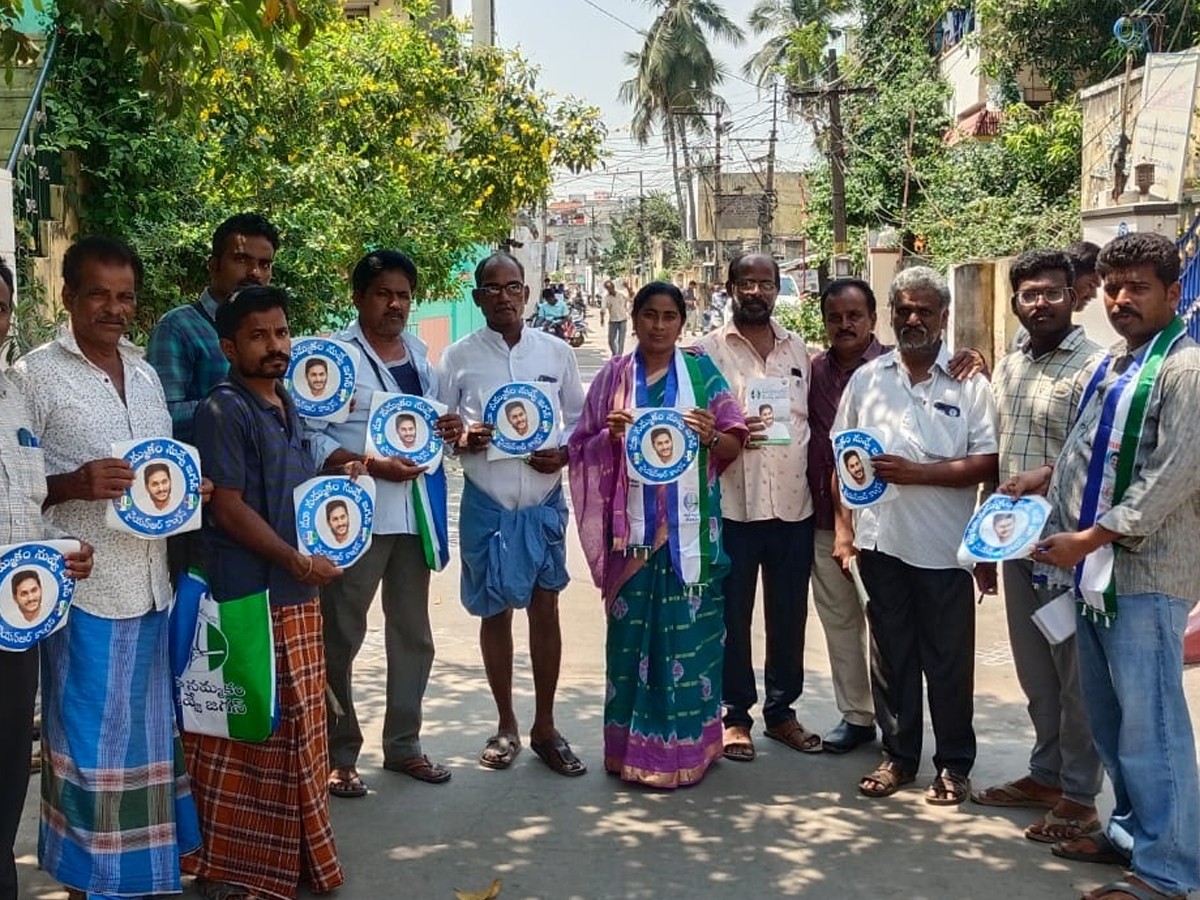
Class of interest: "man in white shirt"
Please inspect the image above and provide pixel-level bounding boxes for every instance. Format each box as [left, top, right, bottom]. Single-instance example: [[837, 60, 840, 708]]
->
[[304, 250, 463, 794], [833, 266, 998, 806], [601, 279, 630, 357], [13, 237, 200, 898], [438, 252, 587, 777]]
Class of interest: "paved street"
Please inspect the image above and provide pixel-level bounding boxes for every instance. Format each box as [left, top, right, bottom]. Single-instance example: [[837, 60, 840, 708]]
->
[[16, 315, 1200, 899]]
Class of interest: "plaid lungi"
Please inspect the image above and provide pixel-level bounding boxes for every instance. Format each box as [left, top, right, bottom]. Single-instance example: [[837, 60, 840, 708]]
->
[[182, 600, 343, 900], [38, 606, 201, 896]]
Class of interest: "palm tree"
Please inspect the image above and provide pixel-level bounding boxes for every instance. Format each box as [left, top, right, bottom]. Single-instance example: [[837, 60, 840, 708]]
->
[[619, 0, 744, 243], [743, 0, 849, 90]]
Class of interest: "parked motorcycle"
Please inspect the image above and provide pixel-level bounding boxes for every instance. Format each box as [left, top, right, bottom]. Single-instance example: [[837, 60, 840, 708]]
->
[[703, 291, 728, 334], [530, 313, 585, 347]]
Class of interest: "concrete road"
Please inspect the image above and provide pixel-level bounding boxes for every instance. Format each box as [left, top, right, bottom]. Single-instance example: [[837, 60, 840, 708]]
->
[[17, 316, 1200, 899]]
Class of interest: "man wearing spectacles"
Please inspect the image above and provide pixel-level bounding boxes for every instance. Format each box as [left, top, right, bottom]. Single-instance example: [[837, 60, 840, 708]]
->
[[698, 252, 819, 762], [975, 249, 1105, 841], [437, 252, 587, 778]]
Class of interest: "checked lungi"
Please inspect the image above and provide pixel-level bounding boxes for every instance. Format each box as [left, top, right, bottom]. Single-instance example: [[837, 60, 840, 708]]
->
[[38, 607, 201, 896], [182, 600, 343, 900]]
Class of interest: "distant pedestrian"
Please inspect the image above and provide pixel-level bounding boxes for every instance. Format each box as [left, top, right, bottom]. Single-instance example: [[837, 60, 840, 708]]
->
[[602, 279, 631, 356], [684, 280, 699, 335]]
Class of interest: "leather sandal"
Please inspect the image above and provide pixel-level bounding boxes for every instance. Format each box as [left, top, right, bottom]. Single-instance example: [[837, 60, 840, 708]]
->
[[385, 754, 452, 784], [859, 760, 916, 798]]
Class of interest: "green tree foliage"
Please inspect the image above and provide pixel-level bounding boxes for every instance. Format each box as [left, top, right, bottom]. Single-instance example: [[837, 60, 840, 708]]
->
[[619, 0, 744, 240], [1, 0, 337, 112], [974, 0, 1193, 100], [41, 7, 605, 339], [744, 0, 851, 89], [795, 0, 1096, 270], [600, 192, 686, 277]]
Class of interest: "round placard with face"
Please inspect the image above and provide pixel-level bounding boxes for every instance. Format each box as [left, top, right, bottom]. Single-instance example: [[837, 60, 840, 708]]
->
[[367, 394, 443, 466], [111, 439, 203, 538], [960, 494, 1050, 562], [832, 429, 889, 507], [625, 408, 700, 485], [0, 542, 77, 651], [483, 383, 556, 456], [294, 477, 375, 568], [285, 338, 357, 420]]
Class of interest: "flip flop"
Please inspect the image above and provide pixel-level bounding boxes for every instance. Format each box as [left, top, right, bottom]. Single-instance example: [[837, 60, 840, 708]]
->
[[1025, 808, 1101, 844], [530, 734, 588, 777], [970, 779, 1060, 808], [384, 755, 452, 784], [1053, 832, 1131, 866], [328, 767, 368, 799], [479, 732, 521, 770]]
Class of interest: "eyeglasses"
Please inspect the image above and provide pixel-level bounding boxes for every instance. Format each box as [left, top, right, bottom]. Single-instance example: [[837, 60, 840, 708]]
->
[[1012, 287, 1073, 307], [733, 279, 779, 294], [477, 281, 524, 298]]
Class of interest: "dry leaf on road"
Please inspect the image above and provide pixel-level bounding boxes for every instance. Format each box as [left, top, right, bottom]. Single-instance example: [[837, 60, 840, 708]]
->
[[454, 878, 501, 900]]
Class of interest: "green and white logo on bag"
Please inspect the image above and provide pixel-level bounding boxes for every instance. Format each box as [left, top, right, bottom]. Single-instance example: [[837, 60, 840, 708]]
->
[[173, 573, 277, 743]]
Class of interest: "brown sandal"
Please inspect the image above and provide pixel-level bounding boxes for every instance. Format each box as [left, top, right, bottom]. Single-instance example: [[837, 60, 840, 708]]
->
[[1025, 805, 1101, 843], [328, 766, 368, 798], [385, 754, 452, 784], [926, 768, 971, 806], [722, 725, 756, 762], [763, 720, 823, 754], [859, 760, 916, 798]]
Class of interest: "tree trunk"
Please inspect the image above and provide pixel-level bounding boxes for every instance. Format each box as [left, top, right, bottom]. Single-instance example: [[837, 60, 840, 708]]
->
[[665, 122, 689, 244]]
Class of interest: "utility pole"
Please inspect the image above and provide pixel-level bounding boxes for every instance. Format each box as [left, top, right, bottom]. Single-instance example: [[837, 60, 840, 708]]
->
[[791, 49, 873, 273], [760, 81, 779, 255], [826, 50, 847, 257], [638, 170, 648, 282], [713, 109, 723, 274]]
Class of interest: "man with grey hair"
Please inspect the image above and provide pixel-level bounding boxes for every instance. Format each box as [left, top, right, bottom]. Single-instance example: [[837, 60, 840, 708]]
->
[[832, 265, 998, 805]]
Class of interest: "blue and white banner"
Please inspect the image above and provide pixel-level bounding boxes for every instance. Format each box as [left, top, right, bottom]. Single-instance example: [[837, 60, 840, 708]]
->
[[625, 407, 699, 486], [484, 381, 558, 460], [366, 392, 447, 471], [0, 539, 80, 651], [958, 493, 1051, 564], [832, 428, 895, 508], [293, 476, 376, 569], [106, 439, 203, 539], [285, 337, 360, 423]]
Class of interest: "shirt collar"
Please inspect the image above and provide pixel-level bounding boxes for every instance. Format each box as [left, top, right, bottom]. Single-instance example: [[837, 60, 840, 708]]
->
[[198, 289, 220, 321], [881, 339, 952, 374], [228, 368, 294, 413], [1019, 324, 1087, 359], [55, 324, 143, 364], [719, 316, 792, 348]]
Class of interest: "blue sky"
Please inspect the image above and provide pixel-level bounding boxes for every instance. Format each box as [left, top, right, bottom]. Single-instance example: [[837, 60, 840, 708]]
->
[[450, 0, 819, 197]]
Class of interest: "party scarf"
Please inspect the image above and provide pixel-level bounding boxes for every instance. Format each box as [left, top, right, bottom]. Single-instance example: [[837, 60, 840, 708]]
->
[[1074, 316, 1184, 623], [622, 348, 713, 593]]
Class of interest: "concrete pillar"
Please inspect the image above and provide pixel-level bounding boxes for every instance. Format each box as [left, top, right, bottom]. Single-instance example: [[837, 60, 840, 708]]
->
[[472, 0, 494, 47], [867, 248, 900, 346], [949, 261, 995, 368]]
